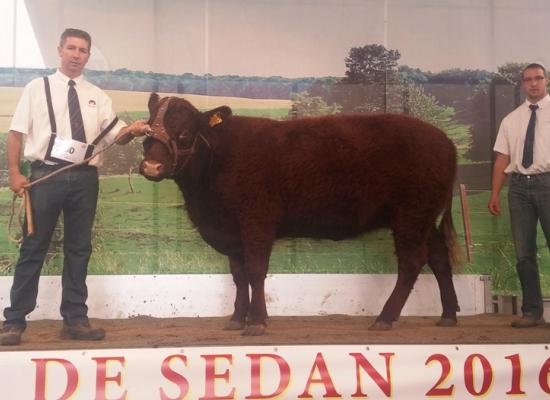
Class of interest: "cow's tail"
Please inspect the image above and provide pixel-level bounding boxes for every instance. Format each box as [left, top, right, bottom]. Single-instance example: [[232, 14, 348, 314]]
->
[[438, 193, 463, 270]]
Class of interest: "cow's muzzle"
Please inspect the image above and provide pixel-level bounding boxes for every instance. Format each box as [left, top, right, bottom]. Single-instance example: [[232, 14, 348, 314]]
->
[[140, 160, 166, 181]]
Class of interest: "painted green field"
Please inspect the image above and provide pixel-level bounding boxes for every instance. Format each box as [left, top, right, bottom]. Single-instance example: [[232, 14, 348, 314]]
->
[[0, 175, 396, 275], [459, 189, 550, 295], [3, 174, 550, 296], [2, 90, 550, 296]]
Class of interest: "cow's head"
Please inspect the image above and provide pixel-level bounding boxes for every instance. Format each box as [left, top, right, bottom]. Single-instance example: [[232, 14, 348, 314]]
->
[[140, 93, 231, 181]]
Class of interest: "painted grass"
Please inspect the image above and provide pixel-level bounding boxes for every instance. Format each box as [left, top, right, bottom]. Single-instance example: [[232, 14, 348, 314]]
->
[[1, 85, 545, 295], [4, 174, 548, 296], [91, 175, 398, 275], [0, 175, 397, 276], [458, 189, 550, 296]]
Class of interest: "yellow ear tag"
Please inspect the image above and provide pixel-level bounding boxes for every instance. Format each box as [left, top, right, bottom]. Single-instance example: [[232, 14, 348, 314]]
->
[[209, 113, 223, 127]]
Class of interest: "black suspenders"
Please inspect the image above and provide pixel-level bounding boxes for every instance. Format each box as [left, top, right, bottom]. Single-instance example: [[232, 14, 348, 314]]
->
[[43, 76, 57, 134], [43, 76, 119, 149]]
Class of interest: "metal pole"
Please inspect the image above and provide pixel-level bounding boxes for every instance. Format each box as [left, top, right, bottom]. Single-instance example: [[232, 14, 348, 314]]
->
[[204, 0, 210, 100], [383, 0, 388, 112], [12, 0, 18, 68], [383, 0, 388, 49], [514, 83, 521, 108], [489, 79, 496, 166]]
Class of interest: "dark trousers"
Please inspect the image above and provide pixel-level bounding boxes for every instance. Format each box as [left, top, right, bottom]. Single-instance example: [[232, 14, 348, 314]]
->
[[3, 164, 99, 327], [508, 172, 550, 319]]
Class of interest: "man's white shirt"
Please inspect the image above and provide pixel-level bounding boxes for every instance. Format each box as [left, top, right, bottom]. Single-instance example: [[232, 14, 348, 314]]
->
[[494, 94, 550, 174], [9, 69, 126, 167]]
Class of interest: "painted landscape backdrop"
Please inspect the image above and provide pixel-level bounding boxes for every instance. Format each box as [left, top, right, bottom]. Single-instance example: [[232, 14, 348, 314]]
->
[[0, 49, 547, 297], [2, 0, 550, 297]]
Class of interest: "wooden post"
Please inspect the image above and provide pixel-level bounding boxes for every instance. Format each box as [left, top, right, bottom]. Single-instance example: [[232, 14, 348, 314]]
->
[[459, 184, 472, 262]]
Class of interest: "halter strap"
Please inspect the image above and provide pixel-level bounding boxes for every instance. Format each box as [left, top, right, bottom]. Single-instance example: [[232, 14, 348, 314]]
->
[[145, 97, 203, 176], [147, 97, 177, 153]]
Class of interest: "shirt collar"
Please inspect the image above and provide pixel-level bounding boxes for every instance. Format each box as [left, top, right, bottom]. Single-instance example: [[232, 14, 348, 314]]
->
[[54, 69, 84, 86], [525, 94, 550, 110]]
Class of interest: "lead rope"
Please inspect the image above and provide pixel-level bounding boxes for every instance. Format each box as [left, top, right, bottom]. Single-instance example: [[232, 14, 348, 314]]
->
[[6, 131, 140, 244]]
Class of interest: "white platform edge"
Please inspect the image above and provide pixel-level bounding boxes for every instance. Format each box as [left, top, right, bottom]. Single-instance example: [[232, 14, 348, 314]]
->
[[0, 274, 491, 320]]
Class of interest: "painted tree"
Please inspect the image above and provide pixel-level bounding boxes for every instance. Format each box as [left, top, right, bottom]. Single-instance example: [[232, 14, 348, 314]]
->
[[288, 91, 341, 118], [343, 44, 401, 84], [336, 44, 402, 113], [404, 83, 471, 162], [497, 62, 529, 85]]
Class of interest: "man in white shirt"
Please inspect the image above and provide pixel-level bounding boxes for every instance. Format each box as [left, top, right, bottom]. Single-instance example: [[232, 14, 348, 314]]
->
[[489, 63, 550, 328], [1, 28, 149, 345]]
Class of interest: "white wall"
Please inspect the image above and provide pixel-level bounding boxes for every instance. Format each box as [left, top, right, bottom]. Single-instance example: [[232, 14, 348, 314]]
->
[[0, 274, 491, 320]]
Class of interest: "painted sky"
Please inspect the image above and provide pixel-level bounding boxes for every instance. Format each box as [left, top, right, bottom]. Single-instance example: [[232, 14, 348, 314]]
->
[[4, 0, 550, 77]]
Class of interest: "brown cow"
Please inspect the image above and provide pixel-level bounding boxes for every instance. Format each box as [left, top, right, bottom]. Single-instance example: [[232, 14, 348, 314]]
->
[[140, 94, 461, 336]]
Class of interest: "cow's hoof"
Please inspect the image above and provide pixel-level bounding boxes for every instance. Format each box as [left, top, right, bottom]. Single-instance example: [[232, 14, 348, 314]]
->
[[436, 318, 457, 327], [242, 324, 266, 336], [224, 320, 245, 331], [368, 321, 392, 331]]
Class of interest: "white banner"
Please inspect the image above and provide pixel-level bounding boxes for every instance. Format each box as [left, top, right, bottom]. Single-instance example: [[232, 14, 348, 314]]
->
[[1, 344, 549, 399]]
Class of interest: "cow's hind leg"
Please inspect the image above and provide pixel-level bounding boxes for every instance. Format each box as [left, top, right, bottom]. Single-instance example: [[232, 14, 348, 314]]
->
[[238, 215, 279, 336], [224, 254, 249, 331], [370, 229, 428, 331], [244, 269, 268, 336], [427, 226, 459, 327], [241, 241, 271, 336]]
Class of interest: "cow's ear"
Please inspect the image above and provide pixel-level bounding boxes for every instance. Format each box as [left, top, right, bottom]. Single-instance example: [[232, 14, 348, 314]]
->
[[148, 93, 160, 114], [204, 106, 232, 128]]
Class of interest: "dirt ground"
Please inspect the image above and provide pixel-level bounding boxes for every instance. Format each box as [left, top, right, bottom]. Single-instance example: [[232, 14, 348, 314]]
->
[[1, 314, 548, 351]]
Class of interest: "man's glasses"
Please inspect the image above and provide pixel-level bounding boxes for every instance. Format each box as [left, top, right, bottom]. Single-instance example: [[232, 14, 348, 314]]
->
[[523, 76, 546, 83]]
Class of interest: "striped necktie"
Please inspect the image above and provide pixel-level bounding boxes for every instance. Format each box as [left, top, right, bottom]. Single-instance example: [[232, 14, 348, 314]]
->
[[68, 79, 86, 143], [521, 104, 539, 168]]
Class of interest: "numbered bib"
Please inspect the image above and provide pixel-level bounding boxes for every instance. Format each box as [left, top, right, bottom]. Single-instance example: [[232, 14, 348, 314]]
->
[[45, 134, 94, 164]]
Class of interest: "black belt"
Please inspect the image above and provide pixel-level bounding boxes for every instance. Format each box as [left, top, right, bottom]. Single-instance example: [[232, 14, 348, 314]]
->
[[30, 161, 96, 171], [512, 171, 550, 180]]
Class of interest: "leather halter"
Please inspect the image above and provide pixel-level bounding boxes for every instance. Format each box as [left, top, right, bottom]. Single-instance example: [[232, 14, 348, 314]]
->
[[145, 97, 204, 177]]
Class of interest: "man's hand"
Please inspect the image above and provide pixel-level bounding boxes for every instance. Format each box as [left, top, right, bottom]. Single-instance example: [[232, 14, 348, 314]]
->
[[488, 193, 501, 216], [488, 152, 509, 217], [115, 120, 151, 145], [9, 171, 28, 196], [128, 120, 151, 137], [7, 131, 26, 194]]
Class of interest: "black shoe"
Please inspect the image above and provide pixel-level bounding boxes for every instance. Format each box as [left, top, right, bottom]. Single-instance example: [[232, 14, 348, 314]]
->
[[60, 321, 105, 341], [0, 324, 25, 346], [511, 315, 545, 328]]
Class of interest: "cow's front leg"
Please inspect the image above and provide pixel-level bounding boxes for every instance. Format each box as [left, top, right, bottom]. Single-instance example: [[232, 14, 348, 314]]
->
[[225, 254, 249, 331]]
